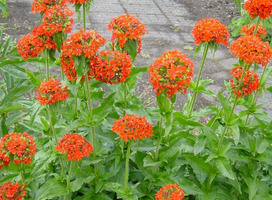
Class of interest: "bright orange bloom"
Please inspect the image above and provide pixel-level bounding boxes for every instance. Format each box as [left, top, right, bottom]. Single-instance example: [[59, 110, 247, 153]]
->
[[17, 34, 44, 60], [68, 0, 88, 4], [89, 50, 132, 84], [61, 29, 106, 81], [56, 133, 93, 161], [108, 14, 147, 54], [229, 35, 272, 66], [32, 24, 58, 50], [155, 184, 185, 200], [36, 78, 69, 105], [148, 50, 194, 98], [229, 66, 259, 98], [240, 23, 267, 38], [0, 182, 27, 200], [244, 0, 272, 20], [32, 0, 68, 13], [41, 4, 74, 37], [0, 132, 36, 168], [192, 18, 230, 46], [112, 114, 153, 142]]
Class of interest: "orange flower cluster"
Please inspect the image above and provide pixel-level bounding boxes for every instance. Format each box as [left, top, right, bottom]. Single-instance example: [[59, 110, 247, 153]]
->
[[240, 23, 267, 38], [17, 34, 44, 60], [41, 4, 74, 36], [244, 0, 272, 20], [155, 184, 185, 200], [229, 35, 272, 66], [56, 133, 93, 161], [36, 78, 69, 105], [148, 50, 194, 98], [230, 66, 259, 98], [112, 114, 153, 142], [108, 14, 147, 54], [0, 132, 36, 169], [32, 24, 58, 50], [0, 182, 27, 200], [61, 29, 106, 81], [192, 18, 230, 46], [32, 0, 68, 13], [89, 50, 132, 84], [68, 0, 88, 4]]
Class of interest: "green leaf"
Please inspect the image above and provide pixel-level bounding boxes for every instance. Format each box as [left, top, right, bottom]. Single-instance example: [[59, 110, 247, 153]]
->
[[194, 43, 203, 57], [1, 85, 33, 105], [0, 2, 9, 18], [36, 178, 68, 200], [184, 154, 212, 175], [25, 70, 41, 87], [174, 116, 203, 127], [124, 39, 138, 62], [71, 175, 95, 192], [194, 134, 207, 155], [230, 124, 240, 145], [0, 103, 25, 115], [2, 36, 12, 57], [216, 157, 235, 180], [1, 114, 8, 136], [218, 91, 231, 120], [143, 155, 161, 167], [1, 65, 27, 79], [53, 32, 63, 52], [266, 85, 272, 94]]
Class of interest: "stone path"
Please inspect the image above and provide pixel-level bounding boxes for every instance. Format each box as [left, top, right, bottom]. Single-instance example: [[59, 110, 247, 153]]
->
[[5, 0, 272, 113]]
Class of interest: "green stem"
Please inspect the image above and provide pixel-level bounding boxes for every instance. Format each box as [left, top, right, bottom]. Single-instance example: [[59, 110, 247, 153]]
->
[[245, 65, 267, 124], [253, 17, 260, 36], [123, 82, 127, 112], [38, 66, 43, 80], [84, 74, 98, 178], [45, 49, 49, 80], [124, 141, 131, 189], [64, 161, 73, 200], [20, 164, 25, 183], [83, 3, 86, 31], [188, 43, 209, 116]]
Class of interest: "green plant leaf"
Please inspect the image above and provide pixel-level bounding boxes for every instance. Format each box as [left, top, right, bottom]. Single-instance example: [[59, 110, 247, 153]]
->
[[218, 91, 231, 120], [230, 124, 240, 145], [0, 1, 9, 18], [216, 157, 235, 180], [194, 134, 207, 155], [0, 103, 25, 115]]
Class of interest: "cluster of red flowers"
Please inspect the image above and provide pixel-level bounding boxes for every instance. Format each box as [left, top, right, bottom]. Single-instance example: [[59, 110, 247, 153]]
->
[[17, 34, 44, 60], [155, 184, 185, 200], [61, 29, 106, 81], [229, 66, 259, 98], [0, 132, 36, 169], [192, 18, 230, 46], [148, 50, 194, 98], [229, 35, 272, 66], [112, 114, 153, 142], [36, 78, 69, 105], [32, 0, 68, 13], [32, 25, 58, 50], [108, 14, 147, 54], [244, 0, 272, 20], [89, 50, 132, 84], [56, 133, 93, 161], [0, 182, 27, 200], [240, 23, 267, 38], [68, 0, 88, 4]]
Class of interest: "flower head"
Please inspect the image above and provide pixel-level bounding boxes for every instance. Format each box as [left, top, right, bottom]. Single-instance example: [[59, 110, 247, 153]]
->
[[41, 4, 74, 37], [32, 0, 68, 13], [0, 182, 27, 200], [68, 0, 88, 4], [17, 34, 44, 60], [192, 18, 230, 46], [229, 35, 272, 66], [108, 14, 147, 53], [244, 0, 272, 20], [155, 183, 185, 200], [229, 66, 259, 98], [0, 132, 36, 168], [89, 50, 132, 84], [240, 23, 267, 38], [148, 50, 194, 98], [32, 24, 58, 50], [36, 78, 69, 106], [56, 133, 93, 161], [112, 114, 153, 142]]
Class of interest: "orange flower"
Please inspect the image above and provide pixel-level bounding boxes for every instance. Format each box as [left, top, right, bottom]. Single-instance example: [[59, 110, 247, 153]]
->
[[0, 182, 27, 200], [41, 4, 74, 37], [192, 18, 230, 46], [68, 0, 88, 4], [89, 50, 132, 84], [229, 66, 259, 98], [108, 14, 147, 54], [155, 183, 185, 200], [229, 35, 272, 66], [61, 29, 106, 81], [56, 133, 93, 161], [32, 0, 68, 13], [0, 132, 36, 168], [32, 24, 58, 50], [148, 50, 194, 98], [17, 34, 44, 60], [36, 78, 69, 105], [244, 0, 272, 20], [112, 114, 153, 142], [240, 23, 267, 38]]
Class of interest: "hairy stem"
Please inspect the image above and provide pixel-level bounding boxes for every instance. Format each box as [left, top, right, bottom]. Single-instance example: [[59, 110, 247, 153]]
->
[[124, 141, 131, 189]]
